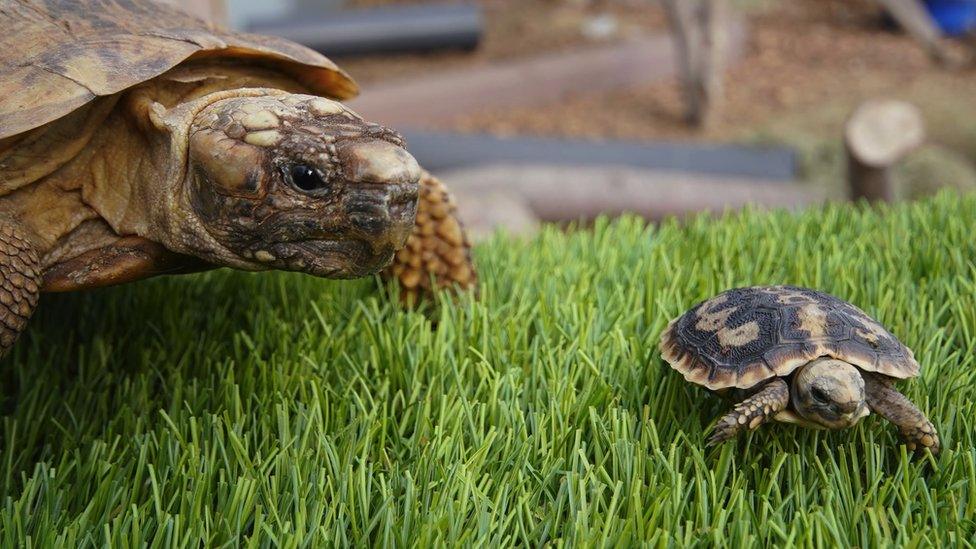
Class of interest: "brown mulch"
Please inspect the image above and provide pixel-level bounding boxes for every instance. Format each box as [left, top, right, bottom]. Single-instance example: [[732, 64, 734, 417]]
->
[[443, 0, 976, 148], [339, 0, 667, 84]]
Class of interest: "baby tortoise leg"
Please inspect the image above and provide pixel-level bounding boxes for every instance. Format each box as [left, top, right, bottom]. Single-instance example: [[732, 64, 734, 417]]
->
[[708, 378, 789, 445], [0, 219, 41, 356], [863, 372, 940, 455], [382, 170, 477, 304]]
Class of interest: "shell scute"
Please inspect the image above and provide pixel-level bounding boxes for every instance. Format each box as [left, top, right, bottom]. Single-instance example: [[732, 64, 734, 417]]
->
[[0, 0, 358, 140]]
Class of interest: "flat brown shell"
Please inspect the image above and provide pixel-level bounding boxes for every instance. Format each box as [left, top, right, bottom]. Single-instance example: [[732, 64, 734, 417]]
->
[[659, 285, 919, 390], [0, 0, 358, 139]]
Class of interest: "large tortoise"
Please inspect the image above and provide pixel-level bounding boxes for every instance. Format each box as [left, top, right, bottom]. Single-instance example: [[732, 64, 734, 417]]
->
[[659, 286, 940, 454], [0, 0, 476, 355]]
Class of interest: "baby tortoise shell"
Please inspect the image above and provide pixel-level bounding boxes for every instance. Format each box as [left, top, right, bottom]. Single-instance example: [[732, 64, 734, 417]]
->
[[659, 285, 918, 391]]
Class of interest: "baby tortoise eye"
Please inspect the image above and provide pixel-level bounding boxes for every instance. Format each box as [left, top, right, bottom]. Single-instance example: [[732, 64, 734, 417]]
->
[[811, 386, 829, 403], [287, 164, 331, 193]]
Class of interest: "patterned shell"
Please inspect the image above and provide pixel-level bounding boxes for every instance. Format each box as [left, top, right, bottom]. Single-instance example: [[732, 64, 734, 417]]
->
[[0, 0, 358, 140], [659, 285, 919, 390]]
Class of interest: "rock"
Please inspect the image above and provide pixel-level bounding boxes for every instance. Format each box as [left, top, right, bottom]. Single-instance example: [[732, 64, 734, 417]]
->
[[581, 14, 620, 41]]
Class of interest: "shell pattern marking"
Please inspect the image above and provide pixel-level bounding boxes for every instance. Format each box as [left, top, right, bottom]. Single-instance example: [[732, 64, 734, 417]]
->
[[662, 286, 917, 390]]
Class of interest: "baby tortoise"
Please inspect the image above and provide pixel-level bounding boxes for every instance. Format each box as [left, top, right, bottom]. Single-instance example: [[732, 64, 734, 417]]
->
[[659, 285, 939, 454], [0, 0, 476, 355]]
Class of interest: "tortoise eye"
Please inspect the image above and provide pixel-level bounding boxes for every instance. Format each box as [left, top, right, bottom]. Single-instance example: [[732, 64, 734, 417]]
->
[[288, 164, 331, 193], [811, 387, 829, 403]]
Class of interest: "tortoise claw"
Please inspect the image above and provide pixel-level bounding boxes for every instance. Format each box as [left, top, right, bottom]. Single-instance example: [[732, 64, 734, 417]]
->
[[706, 418, 739, 446], [864, 372, 941, 457], [704, 378, 789, 447], [900, 426, 941, 456]]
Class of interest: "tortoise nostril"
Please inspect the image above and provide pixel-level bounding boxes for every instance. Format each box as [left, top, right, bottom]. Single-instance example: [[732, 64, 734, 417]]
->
[[836, 400, 858, 414], [391, 182, 419, 205]]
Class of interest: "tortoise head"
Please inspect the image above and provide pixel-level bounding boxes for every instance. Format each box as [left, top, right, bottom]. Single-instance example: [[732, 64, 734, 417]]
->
[[792, 358, 870, 429], [185, 93, 420, 278]]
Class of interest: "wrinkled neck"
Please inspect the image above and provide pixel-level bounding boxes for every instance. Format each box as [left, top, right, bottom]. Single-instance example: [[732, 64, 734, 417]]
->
[[85, 89, 283, 267], [790, 362, 814, 419]]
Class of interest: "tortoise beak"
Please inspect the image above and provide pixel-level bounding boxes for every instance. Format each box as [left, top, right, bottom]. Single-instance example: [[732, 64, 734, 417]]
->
[[337, 139, 422, 186], [841, 404, 870, 426], [336, 140, 420, 253]]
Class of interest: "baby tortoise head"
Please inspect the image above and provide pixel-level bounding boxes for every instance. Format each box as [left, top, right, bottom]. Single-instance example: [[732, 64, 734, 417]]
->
[[792, 358, 870, 429], [187, 94, 420, 278]]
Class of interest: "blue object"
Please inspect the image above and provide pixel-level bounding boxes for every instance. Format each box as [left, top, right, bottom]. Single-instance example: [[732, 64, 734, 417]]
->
[[924, 0, 976, 36]]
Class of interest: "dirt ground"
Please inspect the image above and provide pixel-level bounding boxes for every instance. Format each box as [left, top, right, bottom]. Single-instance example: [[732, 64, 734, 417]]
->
[[343, 0, 976, 197], [445, 2, 973, 143], [341, 0, 667, 84]]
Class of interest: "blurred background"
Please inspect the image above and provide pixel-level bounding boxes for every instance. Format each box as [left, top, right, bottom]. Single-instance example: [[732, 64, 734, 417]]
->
[[166, 0, 976, 238]]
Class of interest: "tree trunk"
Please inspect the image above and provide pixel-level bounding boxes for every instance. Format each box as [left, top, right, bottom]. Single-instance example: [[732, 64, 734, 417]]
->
[[662, 0, 727, 128]]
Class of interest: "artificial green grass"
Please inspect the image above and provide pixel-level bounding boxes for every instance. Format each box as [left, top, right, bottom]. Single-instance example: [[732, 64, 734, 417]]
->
[[1, 193, 975, 546]]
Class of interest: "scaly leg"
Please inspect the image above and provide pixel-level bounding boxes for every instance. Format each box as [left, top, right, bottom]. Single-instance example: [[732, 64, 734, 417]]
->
[[382, 170, 477, 304], [708, 378, 789, 445], [863, 372, 940, 455], [0, 219, 41, 356]]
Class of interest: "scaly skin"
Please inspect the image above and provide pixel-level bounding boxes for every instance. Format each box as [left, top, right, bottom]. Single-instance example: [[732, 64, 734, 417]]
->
[[863, 372, 940, 455], [383, 171, 477, 304], [708, 378, 790, 445], [0, 219, 40, 355]]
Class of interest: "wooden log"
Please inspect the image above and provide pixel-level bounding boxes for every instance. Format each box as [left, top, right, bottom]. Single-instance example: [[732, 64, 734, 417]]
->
[[844, 99, 925, 202], [662, 0, 728, 127]]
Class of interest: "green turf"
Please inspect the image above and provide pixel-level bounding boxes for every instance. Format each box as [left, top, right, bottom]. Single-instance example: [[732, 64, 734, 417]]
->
[[1, 193, 975, 546]]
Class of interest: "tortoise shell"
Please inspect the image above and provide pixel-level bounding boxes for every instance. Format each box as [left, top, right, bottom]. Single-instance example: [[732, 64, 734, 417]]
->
[[0, 0, 358, 140], [659, 285, 918, 390]]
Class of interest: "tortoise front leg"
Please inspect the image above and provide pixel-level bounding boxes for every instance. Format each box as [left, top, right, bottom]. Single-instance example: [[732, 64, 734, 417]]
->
[[708, 378, 789, 445], [863, 372, 940, 455], [0, 219, 42, 356], [382, 169, 477, 304]]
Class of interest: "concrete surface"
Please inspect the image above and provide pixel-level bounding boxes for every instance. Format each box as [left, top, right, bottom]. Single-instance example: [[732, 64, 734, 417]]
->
[[442, 163, 825, 238], [350, 18, 747, 128]]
